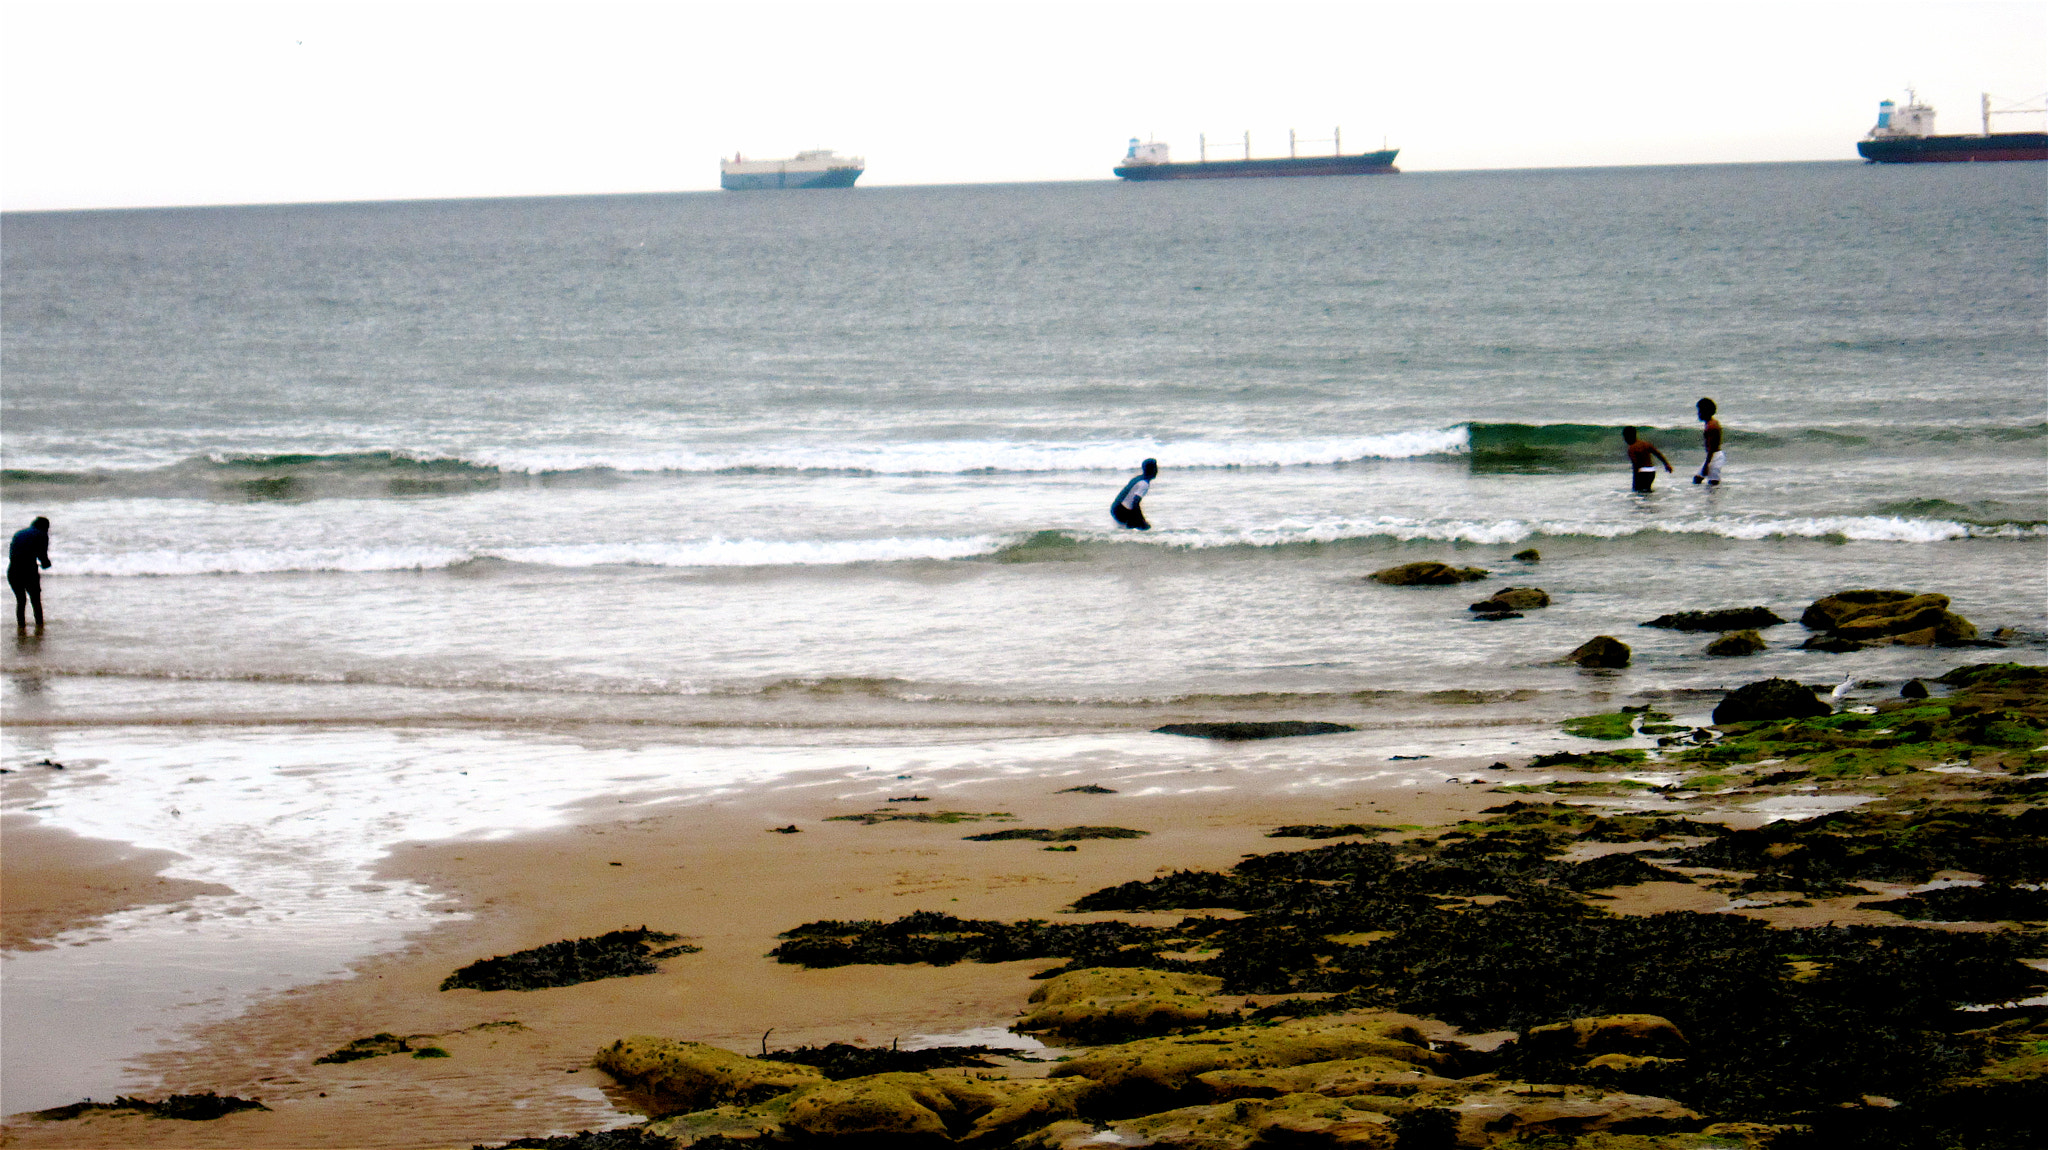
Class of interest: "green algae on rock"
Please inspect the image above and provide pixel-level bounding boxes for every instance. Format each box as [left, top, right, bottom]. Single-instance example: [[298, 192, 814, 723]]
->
[[1015, 968, 1235, 1043], [441, 928, 698, 992]]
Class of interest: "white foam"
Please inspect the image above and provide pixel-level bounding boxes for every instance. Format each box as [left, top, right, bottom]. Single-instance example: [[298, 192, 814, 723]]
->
[[477, 427, 1473, 476]]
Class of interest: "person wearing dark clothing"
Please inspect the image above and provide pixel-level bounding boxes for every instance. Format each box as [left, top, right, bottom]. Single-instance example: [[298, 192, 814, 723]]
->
[[1622, 427, 1673, 493], [9, 517, 51, 630], [1111, 458, 1157, 529], [1693, 397, 1725, 486]]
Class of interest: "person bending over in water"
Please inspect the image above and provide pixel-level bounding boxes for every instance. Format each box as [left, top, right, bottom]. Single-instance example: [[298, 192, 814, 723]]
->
[[9, 516, 51, 631], [1693, 397, 1724, 486], [1111, 458, 1157, 529], [1621, 428, 1673, 493]]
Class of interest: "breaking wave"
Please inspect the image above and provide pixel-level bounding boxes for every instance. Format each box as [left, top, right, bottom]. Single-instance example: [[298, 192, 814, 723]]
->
[[55, 516, 2045, 577]]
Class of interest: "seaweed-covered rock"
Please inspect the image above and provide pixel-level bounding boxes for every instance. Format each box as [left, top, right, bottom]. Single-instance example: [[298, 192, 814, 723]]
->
[[1267, 824, 1398, 840], [594, 1037, 826, 1115], [1567, 636, 1631, 668], [1642, 607, 1787, 632], [1196, 1056, 1461, 1101], [1369, 561, 1489, 585], [477, 1129, 678, 1150], [1514, 549, 1541, 562], [780, 1072, 1003, 1146], [1048, 1015, 1438, 1117], [1711, 678, 1830, 724], [762, 1042, 1008, 1079], [1857, 883, 2048, 923], [1801, 590, 1978, 647], [1470, 587, 1550, 612], [1016, 967, 1233, 1043], [1082, 1093, 1400, 1149], [1520, 1015, 1689, 1060], [1441, 1082, 1699, 1145], [1705, 629, 1767, 657], [1154, 721, 1357, 740], [441, 929, 696, 992]]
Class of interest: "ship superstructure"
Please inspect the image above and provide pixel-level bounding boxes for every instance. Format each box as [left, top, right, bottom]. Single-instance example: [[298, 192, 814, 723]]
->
[[1114, 129, 1398, 180], [1857, 91, 2047, 163], [720, 149, 865, 190]]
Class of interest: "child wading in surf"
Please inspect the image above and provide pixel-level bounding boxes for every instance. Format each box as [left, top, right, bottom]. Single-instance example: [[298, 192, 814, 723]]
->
[[1621, 427, 1673, 492], [1111, 458, 1157, 529], [1694, 397, 1725, 486]]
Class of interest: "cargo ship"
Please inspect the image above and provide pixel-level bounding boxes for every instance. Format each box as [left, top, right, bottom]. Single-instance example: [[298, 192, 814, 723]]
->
[[719, 149, 864, 190], [1856, 91, 2047, 163], [1114, 130, 1398, 180]]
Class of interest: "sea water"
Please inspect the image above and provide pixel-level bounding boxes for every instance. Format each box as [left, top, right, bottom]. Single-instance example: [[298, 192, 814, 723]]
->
[[3, 161, 2045, 1114]]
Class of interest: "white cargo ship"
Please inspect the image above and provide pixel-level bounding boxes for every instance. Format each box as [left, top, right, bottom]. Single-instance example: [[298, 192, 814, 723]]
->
[[719, 149, 865, 190]]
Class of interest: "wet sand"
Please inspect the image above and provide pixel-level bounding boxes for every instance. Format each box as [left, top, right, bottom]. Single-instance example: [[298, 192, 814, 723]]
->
[[2, 733, 1532, 1148], [0, 816, 231, 952]]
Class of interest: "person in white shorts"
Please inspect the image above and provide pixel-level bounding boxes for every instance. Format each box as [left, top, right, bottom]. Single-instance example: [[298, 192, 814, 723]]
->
[[1693, 397, 1725, 486]]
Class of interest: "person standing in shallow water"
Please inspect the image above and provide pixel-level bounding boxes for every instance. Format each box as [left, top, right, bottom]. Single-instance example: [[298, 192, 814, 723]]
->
[[1693, 397, 1725, 486], [1622, 428, 1673, 493], [1111, 458, 1157, 529], [9, 516, 51, 631]]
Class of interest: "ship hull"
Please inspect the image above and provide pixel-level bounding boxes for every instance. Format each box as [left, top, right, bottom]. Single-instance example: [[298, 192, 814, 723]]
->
[[720, 168, 863, 190], [1115, 150, 1399, 180], [1857, 134, 2048, 163]]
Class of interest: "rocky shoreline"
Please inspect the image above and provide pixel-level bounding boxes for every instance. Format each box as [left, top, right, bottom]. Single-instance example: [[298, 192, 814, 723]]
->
[[7, 583, 2044, 1150]]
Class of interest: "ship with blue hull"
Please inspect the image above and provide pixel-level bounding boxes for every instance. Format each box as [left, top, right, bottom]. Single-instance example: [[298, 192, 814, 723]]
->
[[1114, 130, 1397, 181], [1857, 91, 2047, 163], [720, 149, 865, 190]]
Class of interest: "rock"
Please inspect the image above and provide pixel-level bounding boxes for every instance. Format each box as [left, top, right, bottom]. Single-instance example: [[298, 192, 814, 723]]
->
[[1443, 1082, 1699, 1145], [1154, 721, 1357, 740], [1800, 635, 1871, 653], [1471, 611, 1523, 621], [1108, 1093, 1399, 1149], [1197, 1056, 1460, 1102], [1800, 589, 1920, 630], [1015, 968, 1233, 1043], [594, 1037, 826, 1114], [1901, 679, 1929, 698], [1469, 587, 1550, 612], [1640, 606, 1787, 631], [1520, 1014, 1688, 1060], [1700, 1122, 1803, 1149], [1801, 590, 1978, 647], [1368, 561, 1489, 586], [1704, 629, 1767, 657], [781, 1071, 1004, 1146], [1711, 679, 1831, 724], [1513, 548, 1541, 561], [1048, 1015, 1440, 1118], [1566, 636, 1631, 668]]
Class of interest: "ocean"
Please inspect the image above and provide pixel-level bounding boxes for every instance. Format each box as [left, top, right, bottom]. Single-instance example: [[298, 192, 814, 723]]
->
[[2, 160, 2045, 1112]]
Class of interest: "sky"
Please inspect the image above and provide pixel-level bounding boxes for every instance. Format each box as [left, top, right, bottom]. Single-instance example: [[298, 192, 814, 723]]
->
[[2, 0, 2044, 211]]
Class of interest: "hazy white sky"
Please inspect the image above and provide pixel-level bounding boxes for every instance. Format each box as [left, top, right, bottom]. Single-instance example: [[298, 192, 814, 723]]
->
[[3, 0, 2043, 210]]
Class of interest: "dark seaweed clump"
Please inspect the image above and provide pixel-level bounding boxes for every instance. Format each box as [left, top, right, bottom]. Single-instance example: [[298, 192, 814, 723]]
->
[[1859, 883, 2048, 922], [1057, 784, 1117, 794], [961, 826, 1148, 842], [762, 1041, 1008, 1078], [441, 928, 698, 992], [314, 1031, 452, 1063], [1524, 749, 1649, 770], [32, 1093, 269, 1122], [1152, 721, 1356, 740], [768, 910, 1166, 970], [1653, 806, 2048, 896], [476, 1129, 678, 1150], [1266, 823, 1398, 839]]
